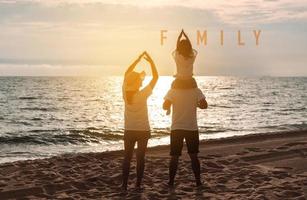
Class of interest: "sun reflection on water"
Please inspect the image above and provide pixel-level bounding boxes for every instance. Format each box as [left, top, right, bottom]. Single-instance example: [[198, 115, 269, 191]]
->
[[0, 76, 306, 162]]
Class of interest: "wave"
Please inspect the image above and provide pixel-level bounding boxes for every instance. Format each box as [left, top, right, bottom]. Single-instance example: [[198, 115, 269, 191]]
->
[[218, 87, 234, 90], [282, 123, 307, 130], [18, 96, 39, 100], [0, 131, 124, 146], [0, 128, 175, 146], [9, 120, 32, 126], [31, 117, 43, 121], [151, 129, 169, 137], [198, 126, 238, 134], [209, 104, 237, 109], [20, 107, 58, 112], [69, 129, 123, 141], [258, 123, 307, 131], [1, 123, 306, 147], [280, 108, 306, 112]]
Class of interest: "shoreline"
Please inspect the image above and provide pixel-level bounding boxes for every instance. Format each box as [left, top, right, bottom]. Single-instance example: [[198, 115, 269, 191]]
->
[[0, 130, 307, 199], [2, 130, 307, 165]]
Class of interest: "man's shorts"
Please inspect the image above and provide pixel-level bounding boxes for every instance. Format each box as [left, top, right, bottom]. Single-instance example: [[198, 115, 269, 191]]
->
[[170, 129, 199, 156]]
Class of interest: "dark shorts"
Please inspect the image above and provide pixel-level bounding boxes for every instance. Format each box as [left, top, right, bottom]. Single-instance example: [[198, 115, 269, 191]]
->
[[124, 130, 150, 157], [170, 130, 199, 156], [124, 130, 151, 142]]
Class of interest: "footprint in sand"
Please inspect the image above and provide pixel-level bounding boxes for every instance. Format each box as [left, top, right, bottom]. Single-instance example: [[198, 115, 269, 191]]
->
[[207, 154, 223, 158], [276, 190, 303, 198], [274, 166, 293, 171], [245, 147, 264, 152], [205, 161, 224, 169], [276, 146, 289, 150], [271, 170, 290, 179], [236, 151, 250, 155], [180, 186, 194, 192], [0, 180, 6, 187], [284, 142, 307, 147]]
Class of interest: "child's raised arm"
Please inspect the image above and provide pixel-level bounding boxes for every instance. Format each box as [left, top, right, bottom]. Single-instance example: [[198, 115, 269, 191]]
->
[[182, 30, 192, 47], [176, 29, 184, 50]]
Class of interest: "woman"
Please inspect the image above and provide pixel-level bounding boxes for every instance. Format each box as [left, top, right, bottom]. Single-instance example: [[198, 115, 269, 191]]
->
[[122, 51, 158, 190]]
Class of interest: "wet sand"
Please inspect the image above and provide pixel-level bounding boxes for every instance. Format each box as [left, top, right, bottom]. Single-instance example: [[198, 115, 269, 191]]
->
[[0, 130, 307, 199]]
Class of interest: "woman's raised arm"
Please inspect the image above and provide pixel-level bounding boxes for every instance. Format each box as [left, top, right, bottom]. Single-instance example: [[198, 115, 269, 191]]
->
[[144, 52, 158, 89], [124, 52, 145, 77]]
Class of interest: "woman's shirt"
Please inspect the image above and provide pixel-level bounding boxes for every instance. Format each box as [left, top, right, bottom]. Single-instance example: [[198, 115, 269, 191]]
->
[[173, 49, 197, 79], [123, 85, 152, 131]]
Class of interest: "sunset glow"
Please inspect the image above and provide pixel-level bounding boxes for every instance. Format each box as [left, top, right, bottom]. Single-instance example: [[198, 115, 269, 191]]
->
[[0, 0, 306, 76]]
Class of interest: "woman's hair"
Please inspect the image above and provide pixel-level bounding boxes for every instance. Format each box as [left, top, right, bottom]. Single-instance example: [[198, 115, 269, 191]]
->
[[177, 39, 193, 58], [125, 75, 142, 104]]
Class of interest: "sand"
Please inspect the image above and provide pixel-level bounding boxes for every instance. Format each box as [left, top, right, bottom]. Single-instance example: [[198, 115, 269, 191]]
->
[[0, 130, 307, 199]]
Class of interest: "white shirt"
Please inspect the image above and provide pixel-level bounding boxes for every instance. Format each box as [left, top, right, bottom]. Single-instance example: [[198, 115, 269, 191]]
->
[[173, 50, 197, 79], [123, 85, 152, 131], [164, 88, 205, 131]]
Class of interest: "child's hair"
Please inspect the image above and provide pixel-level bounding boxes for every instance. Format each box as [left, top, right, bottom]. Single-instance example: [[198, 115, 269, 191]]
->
[[177, 39, 193, 58]]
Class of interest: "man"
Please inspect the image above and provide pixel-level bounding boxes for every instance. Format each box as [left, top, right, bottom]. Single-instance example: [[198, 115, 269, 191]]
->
[[163, 86, 207, 187]]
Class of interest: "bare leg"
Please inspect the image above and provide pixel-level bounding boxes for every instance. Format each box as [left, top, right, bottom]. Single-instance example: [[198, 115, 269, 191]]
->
[[169, 156, 179, 186], [122, 139, 135, 190], [189, 153, 202, 186], [136, 138, 148, 188]]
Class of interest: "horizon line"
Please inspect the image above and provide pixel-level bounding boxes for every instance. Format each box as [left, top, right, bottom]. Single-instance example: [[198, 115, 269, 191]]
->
[[0, 75, 306, 78]]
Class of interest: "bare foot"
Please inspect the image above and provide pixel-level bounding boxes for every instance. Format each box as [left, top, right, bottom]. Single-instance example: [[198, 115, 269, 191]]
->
[[121, 184, 127, 191], [134, 185, 144, 192], [168, 181, 175, 188], [196, 179, 202, 187]]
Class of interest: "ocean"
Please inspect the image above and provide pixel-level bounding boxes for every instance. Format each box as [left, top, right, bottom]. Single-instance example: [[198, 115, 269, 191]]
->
[[0, 76, 306, 163]]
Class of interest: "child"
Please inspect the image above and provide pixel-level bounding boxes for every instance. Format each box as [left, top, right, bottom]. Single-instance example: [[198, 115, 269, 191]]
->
[[122, 51, 158, 190], [165, 30, 199, 115], [172, 29, 198, 88]]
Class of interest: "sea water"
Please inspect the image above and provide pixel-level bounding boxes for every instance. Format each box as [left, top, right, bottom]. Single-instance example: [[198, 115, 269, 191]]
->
[[0, 76, 306, 163]]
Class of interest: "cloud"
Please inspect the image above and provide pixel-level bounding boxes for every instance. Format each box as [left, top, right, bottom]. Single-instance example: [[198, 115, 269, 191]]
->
[[0, 2, 223, 32], [0, 63, 122, 76], [0, 0, 306, 76], [0, 0, 306, 25]]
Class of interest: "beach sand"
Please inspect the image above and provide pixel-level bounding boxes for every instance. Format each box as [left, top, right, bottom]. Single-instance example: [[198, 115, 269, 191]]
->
[[0, 130, 307, 199]]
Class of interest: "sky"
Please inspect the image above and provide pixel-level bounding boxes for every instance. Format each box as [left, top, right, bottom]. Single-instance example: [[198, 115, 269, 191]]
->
[[0, 0, 306, 76]]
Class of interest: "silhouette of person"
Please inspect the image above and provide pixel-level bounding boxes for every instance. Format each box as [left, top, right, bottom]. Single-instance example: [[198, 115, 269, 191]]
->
[[163, 30, 208, 187], [121, 51, 159, 190]]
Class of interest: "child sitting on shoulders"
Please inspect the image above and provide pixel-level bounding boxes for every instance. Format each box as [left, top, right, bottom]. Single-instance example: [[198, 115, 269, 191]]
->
[[166, 29, 199, 114]]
